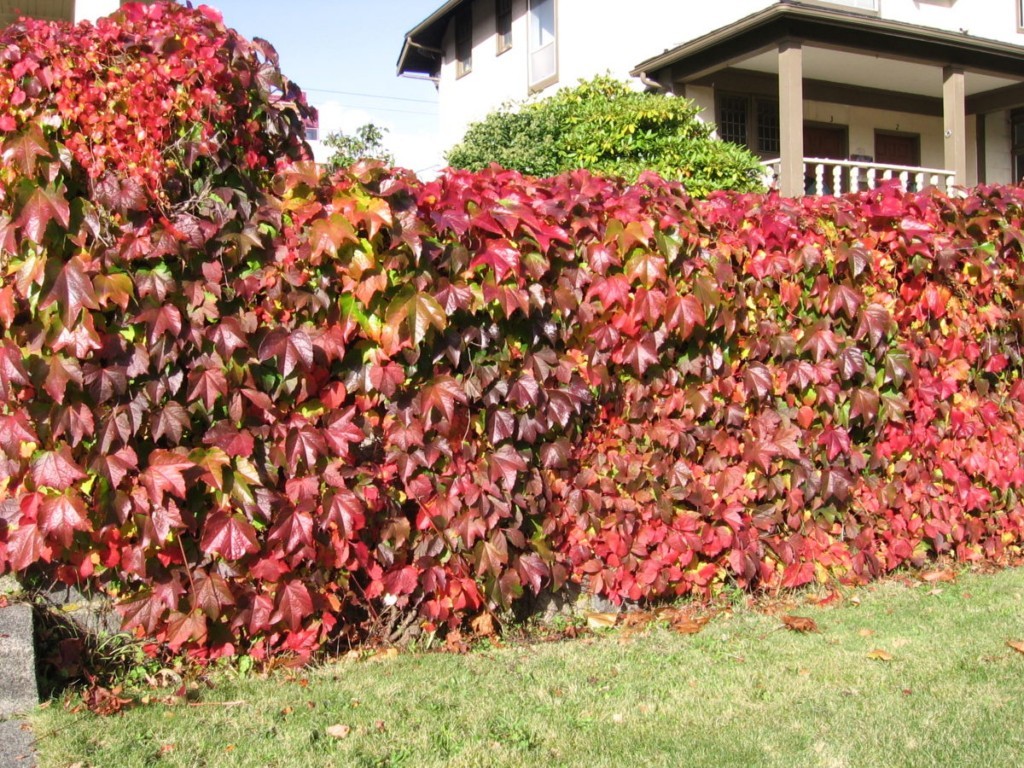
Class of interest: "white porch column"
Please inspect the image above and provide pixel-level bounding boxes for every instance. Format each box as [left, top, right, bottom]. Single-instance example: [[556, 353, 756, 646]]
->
[[778, 41, 805, 198], [943, 65, 967, 186]]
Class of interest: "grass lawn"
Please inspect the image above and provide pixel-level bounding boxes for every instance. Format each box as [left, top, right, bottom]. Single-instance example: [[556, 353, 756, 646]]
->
[[30, 566, 1024, 768]]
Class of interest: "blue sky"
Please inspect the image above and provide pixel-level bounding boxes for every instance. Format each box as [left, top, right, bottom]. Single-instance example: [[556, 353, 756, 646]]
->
[[203, 1, 444, 173]]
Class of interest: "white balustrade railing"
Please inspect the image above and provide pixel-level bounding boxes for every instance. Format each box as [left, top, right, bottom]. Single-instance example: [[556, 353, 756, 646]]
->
[[761, 157, 957, 196]]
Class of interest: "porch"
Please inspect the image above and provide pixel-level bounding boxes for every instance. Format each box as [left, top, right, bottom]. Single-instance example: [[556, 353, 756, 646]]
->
[[633, 1, 1024, 197], [761, 156, 956, 196]]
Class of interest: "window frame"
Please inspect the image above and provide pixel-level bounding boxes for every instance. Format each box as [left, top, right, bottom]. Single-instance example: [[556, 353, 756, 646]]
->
[[715, 92, 780, 158], [455, 7, 473, 79], [496, 0, 513, 55], [527, 0, 558, 91]]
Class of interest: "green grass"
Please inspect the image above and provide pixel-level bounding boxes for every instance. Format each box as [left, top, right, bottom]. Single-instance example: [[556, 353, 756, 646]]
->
[[30, 567, 1024, 768]]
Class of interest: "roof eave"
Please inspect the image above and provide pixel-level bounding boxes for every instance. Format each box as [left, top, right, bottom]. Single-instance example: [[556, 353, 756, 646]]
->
[[396, 0, 466, 76], [632, 1, 1024, 81]]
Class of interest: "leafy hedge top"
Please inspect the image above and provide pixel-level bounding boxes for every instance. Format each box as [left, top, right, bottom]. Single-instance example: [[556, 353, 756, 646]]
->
[[2, 5, 1024, 662], [445, 76, 766, 197]]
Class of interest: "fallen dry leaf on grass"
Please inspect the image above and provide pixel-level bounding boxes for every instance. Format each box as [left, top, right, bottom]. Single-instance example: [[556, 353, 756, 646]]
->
[[782, 615, 819, 633], [858, 628, 875, 637], [326, 724, 351, 739], [921, 569, 956, 583], [367, 647, 400, 663], [867, 649, 893, 661], [444, 630, 469, 654], [471, 612, 496, 637], [585, 611, 618, 630], [1007, 640, 1024, 655], [672, 616, 710, 635]]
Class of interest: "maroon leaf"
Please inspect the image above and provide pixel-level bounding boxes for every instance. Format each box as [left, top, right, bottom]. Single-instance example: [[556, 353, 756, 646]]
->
[[6, 519, 47, 571], [208, 317, 249, 359], [666, 294, 706, 340], [2, 123, 51, 176], [855, 304, 892, 348], [267, 509, 313, 556], [850, 388, 880, 425], [470, 239, 520, 282], [827, 284, 863, 319], [819, 424, 852, 461], [165, 610, 208, 651], [31, 446, 86, 490], [801, 321, 839, 364], [743, 363, 773, 400], [139, 450, 195, 506], [151, 402, 191, 445], [39, 256, 99, 328], [836, 346, 866, 381], [273, 580, 313, 632], [200, 511, 259, 561], [187, 367, 228, 410], [259, 328, 314, 377], [0, 340, 30, 399], [16, 185, 70, 244], [193, 570, 235, 620], [38, 490, 90, 547], [489, 445, 527, 490], [43, 355, 82, 404], [322, 488, 366, 538], [476, 532, 508, 577], [323, 407, 364, 457], [120, 593, 166, 635], [203, 422, 255, 458]]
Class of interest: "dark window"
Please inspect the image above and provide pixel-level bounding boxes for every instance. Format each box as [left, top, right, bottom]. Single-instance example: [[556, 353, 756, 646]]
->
[[717, 94, 779, 156], [496, 0, 512, 53], [756, 98, 780, 155], [718, 95, 747, 147], [456, 9, 473, 77]]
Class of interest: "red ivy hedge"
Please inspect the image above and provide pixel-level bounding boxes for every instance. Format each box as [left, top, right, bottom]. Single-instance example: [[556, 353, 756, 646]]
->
[[2, 3, 1024, 659]]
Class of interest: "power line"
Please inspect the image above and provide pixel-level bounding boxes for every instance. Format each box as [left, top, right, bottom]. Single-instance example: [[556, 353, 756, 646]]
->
[[313, 104, 437, 117], [304, 86, 437, 105]]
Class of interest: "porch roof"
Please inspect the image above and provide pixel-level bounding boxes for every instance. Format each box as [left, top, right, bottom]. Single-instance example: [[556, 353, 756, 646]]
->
[[634, 1, 1024, 103]]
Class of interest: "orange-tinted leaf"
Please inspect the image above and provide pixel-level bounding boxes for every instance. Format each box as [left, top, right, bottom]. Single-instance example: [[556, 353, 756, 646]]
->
[[782, 615, 819, 633]]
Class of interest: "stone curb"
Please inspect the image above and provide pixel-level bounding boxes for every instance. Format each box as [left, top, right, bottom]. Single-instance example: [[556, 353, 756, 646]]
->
[[0, 602, 38, 768]]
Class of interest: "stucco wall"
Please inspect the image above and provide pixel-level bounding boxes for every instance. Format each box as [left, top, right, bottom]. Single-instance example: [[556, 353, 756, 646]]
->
[[431, 0, 1024, 178], [437, 0, 769, 150], [879, 0, 1024, 45], [73, 0, 120, 22]]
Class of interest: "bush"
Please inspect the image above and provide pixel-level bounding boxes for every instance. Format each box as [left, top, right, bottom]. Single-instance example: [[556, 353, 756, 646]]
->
[[445, 76, 765, 196], [2, 4, 1024, 662], [323, 123, 395, 171]]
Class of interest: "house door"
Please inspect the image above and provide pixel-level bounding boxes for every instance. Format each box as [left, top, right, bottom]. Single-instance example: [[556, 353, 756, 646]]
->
[[804, 125, 847, 159], [875, 132, 920, 167], [803, 125, 847, 194]]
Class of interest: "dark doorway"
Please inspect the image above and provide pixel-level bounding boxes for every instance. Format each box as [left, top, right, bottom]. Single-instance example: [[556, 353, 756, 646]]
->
[[804, 124, 847, 159], [875, 131, 920, 167], [804, 124, 848, 194]]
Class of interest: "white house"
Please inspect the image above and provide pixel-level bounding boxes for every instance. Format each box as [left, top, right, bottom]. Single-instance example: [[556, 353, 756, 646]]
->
[[398, 0, 1024, 195], [0, 0, 143, 26]]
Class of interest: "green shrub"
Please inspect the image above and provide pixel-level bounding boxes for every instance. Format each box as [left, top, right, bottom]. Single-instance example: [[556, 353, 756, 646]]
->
[[445, 76, 765, 196]]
